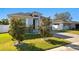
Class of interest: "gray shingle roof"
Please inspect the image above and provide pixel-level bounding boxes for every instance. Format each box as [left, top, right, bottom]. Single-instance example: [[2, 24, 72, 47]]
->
[[8, 11, 42, 17]]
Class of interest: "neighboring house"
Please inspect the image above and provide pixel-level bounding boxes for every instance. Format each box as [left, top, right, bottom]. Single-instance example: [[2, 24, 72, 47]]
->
[[8, 11, 45, 33], [52, 19, 79, 30]]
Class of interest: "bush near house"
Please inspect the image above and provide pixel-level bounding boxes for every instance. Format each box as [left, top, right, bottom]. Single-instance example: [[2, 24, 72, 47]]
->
[[39, 17, 52, 38], [26, 25, 33, 33]]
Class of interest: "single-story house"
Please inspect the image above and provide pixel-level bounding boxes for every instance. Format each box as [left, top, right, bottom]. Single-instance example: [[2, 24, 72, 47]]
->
[[52, 19, 79, 30], [8, 11, 45, 33]]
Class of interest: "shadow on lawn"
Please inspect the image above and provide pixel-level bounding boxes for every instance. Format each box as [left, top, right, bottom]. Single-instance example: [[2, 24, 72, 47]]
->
[[45, 39, 70, 45], [15, 39, 70, 51], [46, 39, 79, 50], [15, 43, 44, 51]]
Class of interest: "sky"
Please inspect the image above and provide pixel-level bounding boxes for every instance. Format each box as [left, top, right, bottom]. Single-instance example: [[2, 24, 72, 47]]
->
[[0, 8, 79, 21]]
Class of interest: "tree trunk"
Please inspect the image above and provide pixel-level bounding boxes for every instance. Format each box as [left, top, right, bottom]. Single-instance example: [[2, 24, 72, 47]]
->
[[17, 40, 21, 44], [14, 40, 22, 46]]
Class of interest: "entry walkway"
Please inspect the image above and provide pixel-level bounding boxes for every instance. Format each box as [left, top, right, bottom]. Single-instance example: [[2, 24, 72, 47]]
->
[[47, 33, 79, 51]]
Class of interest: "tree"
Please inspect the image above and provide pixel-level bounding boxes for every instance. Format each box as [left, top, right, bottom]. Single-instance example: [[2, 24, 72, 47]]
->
[[39, 17, 52, 40], [9, 17, 26, 45], [0, 20, 2, 24], [1, 19, 9, 25], [54, 12, 72, 22]]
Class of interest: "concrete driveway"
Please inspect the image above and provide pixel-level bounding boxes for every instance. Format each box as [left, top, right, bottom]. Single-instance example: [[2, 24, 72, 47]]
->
[[47, 33, 79, 51]]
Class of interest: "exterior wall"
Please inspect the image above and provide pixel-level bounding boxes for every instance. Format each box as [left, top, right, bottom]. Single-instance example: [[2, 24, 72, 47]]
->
[[26, 17, 40, 28], [63, 24, 70, 30], [52, 23, 64, 30], [70, 23, 75, 29], [52, 23, 76, 30], [63, 25, 69, 30], [52, 24, 59, 30], [26, 18, 33, 27], [63, 23, 75, 30], [59, 23, 64, 30], [0, 25, 9, 33]]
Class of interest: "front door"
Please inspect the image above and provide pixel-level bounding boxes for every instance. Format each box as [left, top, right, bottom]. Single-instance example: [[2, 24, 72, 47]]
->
[[33, 19, 35, 29], [33, 18, 39, 30]]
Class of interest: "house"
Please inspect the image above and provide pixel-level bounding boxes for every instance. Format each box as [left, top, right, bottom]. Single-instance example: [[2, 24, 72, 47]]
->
[[8, 11, 79, 32], [52, 19, 79, 30], [8, 11, 45, 33]]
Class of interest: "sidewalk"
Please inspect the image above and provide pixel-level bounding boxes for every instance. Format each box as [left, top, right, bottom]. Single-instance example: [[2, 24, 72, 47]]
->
[[47, 33, 79, 51]]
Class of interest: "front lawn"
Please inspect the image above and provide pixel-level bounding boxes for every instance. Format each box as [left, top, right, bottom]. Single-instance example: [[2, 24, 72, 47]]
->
[[0, 33, 70, 51], [66, 30, 79, 35], [54, 30, 79, 35]]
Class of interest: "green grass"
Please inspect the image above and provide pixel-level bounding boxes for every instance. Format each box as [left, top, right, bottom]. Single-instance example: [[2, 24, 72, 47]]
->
[[0, 33, 12, 43], [66, 30, 79, 35], [53, 30, 79, 35], [0, 33, 70, 51]]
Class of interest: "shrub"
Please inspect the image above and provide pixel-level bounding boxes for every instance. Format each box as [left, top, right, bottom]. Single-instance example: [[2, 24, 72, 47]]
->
[[9, 17, 26, 45]]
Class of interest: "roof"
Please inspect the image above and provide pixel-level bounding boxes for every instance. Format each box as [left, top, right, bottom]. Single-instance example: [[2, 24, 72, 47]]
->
[[8, 11, 42, 17], [52, 19, 72, 24], [52, 19, 79, 24], [71, 21, 79, 24]]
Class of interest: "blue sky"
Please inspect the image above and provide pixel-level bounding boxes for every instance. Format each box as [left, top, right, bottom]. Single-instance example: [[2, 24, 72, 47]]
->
[[0, 8, 79, 21]]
